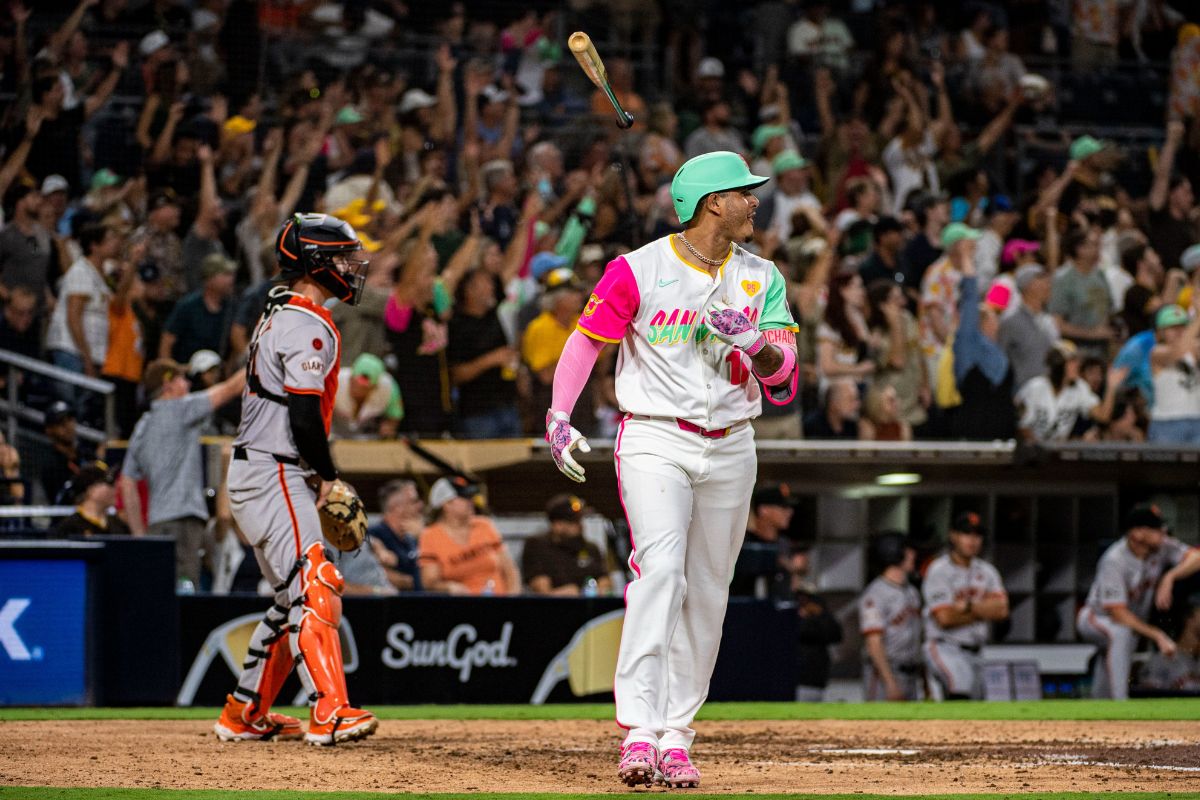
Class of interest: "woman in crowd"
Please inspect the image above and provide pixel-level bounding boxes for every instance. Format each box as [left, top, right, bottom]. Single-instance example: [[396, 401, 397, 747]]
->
[[818, 270, 875, 384], [867, 278, 929, 430], [1147, 304, 1200, 444], [418, 477, 520, 595]]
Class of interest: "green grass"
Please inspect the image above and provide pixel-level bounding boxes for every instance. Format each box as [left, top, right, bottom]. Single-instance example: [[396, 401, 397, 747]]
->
[[3, 698, 1200, 722], [1, 792, 1194, 800]]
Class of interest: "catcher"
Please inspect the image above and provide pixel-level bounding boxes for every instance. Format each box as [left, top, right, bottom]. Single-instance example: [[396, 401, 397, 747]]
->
[[215, 213, 375, 746]]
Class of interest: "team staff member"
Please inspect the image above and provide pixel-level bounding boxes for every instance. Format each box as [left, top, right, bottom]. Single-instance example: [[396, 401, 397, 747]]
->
[[859, 533, 923, 701], [214, 214, 376, 746], [922, 512, 1009, 700], [522, 494, 611, 596], [545, 152, 800, 788], [1077, 503, 1200, 699]]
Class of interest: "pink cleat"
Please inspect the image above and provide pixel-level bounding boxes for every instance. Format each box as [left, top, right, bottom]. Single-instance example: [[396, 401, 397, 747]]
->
[[617, 741, 659, 787], [657, 748, 701, 789]]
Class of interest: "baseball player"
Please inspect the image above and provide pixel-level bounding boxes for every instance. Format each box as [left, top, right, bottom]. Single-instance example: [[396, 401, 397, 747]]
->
[[214, 213, 377, 746], [545, 151, 800, 788], [1077, 503, 1200, 699], [922, 511, 1009, 700], [859, 533, 923, 701]]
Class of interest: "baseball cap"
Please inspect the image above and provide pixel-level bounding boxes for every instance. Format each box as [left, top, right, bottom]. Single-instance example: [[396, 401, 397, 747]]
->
[[1052, 339, 1079, 360], [696, 57, 725, 79], [1069, 135, 1107, 161], [873, 216, 904, 238], [187, 349, 222, 376], [1124, 502, 1166, 532], [984, 283, 1011, 312], [951, 510, 986, 535], [480, 85, 510, 105], [546, 493, 585, 522], [941, 222, 982, 249], [989, 194, 1015, 214], [751, 124, 789, 155], [351, 353, 386, 386], [1156, 304, 1190, 330], [335, 105, 364, 126], [41, 174, 69, 195], [70, 461, 113, 502], [1002, 238, 1041, 266], [201, 253, 236, 280], [139, 29, 170, 57], [1015, 263, 1048, 292], [531, 251, 569, 281], [44, 400, 75, 427], [90, 169, 121, 191], [579, 244, 606, 264], [223, 115, 257, 136], [1180, 243, 1200, 273], [544, 267, 583, 292], [752, 482, 797, 508], [428, 476, 479, 511], [399, 88, 437, 114], [771, 150, 809, 176], [908, 190, 949, 215], [142, 358, 187, 396]]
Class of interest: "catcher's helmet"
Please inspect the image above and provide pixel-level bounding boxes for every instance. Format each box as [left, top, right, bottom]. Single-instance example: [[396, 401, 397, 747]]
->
[[275, 213, 368, 305], [871, 531, 911, 570]]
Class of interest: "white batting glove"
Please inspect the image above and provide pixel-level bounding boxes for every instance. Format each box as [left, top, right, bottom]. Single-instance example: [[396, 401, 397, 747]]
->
[[546, 410, 591, 483], [706, 300, 767, 356]]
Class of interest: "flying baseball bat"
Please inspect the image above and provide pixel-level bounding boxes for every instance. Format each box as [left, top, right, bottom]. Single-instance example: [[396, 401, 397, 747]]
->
[[568, 31, 634, 129]]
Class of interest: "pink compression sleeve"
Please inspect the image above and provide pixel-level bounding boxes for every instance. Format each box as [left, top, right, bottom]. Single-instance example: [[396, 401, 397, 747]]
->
[[550, 330, 605, 416]]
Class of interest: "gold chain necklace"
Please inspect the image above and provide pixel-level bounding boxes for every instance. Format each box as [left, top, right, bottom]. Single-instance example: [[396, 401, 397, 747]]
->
[[677, 232, 729, 267]]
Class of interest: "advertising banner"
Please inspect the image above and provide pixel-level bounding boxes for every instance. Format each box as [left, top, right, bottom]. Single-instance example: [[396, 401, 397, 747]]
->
[[0, 560, 90, 705], [178, 595, 797, 705]]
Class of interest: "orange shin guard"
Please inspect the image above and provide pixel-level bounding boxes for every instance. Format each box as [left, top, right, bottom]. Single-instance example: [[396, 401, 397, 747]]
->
[[291, 544, 351, 724]]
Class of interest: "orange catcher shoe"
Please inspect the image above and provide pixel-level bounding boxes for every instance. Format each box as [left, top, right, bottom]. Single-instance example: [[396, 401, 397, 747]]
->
[[214, 694, 304, 742], [304, 705, 378, 746]]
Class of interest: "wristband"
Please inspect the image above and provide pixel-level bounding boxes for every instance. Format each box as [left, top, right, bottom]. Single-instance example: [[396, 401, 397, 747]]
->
[[754, 342, 795, 385], [743, 334, 767, 357]]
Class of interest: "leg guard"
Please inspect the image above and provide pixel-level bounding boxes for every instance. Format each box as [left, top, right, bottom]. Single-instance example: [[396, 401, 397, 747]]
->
[[215, 603, 303, 741], [232, 603, 293, 713], [289, 542, 376, 745]]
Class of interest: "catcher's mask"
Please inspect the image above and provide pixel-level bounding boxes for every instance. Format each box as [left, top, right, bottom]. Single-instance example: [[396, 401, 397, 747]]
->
[[276, 213, 369, 305]]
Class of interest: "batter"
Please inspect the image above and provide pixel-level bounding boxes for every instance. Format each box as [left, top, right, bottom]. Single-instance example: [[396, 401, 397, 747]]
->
[[214, 213, 377, 746], [922, 512, 1008, 700], [1077, 503, 1200, 699], [545, 152, 800, 788], [859, 533, 923, 701]]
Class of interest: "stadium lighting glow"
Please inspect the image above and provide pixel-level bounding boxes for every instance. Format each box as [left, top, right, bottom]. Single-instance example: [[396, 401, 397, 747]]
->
[[875, 472, 922, 486]]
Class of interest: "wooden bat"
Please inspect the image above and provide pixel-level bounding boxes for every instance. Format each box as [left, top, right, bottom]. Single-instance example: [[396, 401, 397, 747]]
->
[[568, 31, 634, 129]]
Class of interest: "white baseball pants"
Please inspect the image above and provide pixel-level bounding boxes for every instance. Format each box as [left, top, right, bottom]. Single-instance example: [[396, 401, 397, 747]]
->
[[1076, 606, 1135, 700], [612, 415, 756, 752]]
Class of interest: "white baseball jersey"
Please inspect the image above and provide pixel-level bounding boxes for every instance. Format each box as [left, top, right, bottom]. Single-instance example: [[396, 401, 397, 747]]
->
[[1084, 535, 1192, 621], [921, 553, 1006, 648], [576, 237, 797, 429], [859, 575, 923, 667], [235, 287, 341, 458]]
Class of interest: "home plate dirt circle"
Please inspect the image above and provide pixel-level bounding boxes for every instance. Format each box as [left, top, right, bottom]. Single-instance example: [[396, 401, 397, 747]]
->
[[2, 719, 1199, 793]]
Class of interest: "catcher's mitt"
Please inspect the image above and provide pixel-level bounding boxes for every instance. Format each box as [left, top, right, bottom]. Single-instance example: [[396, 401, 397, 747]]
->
[[319, 479, 367, 552]]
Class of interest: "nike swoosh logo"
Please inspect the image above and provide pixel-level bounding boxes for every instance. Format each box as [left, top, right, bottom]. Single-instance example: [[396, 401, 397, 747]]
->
[[657, 279, 679, 287]]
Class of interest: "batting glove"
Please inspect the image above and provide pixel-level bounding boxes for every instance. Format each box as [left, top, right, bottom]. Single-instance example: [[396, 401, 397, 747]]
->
[[706, 300, 767, 356], [546, 410, 591, 483]]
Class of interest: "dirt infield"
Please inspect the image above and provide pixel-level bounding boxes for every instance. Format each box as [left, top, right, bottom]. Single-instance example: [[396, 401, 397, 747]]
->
[[2, 719, 1198, 793]]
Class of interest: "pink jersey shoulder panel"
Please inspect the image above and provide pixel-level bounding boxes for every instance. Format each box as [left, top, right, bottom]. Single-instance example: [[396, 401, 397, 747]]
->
[[576, 256, 639, 343]]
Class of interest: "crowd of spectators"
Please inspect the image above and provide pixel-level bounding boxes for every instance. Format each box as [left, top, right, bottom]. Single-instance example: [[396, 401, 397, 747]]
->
[[0, 2, 1199, 523]]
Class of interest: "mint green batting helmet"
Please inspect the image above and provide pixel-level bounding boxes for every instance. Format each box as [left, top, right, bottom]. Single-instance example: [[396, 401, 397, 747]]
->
[[671, 151, 769, 225]]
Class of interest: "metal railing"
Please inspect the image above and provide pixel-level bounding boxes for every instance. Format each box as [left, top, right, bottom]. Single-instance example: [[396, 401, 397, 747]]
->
[[0, 349, 114, 445]]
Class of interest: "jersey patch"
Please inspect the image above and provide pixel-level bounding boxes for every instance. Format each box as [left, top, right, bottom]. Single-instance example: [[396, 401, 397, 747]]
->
[[312, 338, 324, 350], [582, 294, 603, 317], [301, 358, 325, 374], [741, 279, 761, 297]]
